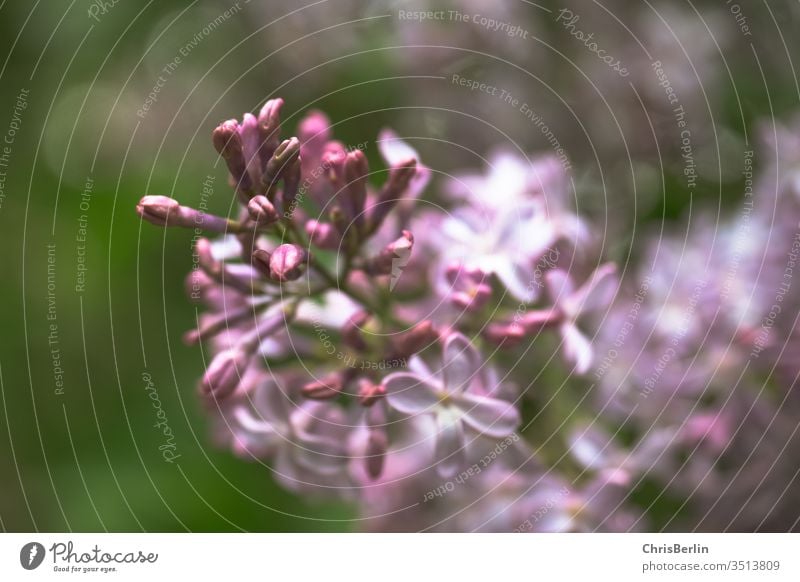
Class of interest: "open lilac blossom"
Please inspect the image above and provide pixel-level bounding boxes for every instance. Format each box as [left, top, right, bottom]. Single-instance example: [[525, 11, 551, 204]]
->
[[383, 333, 520, 477], [545, 264, 618, 374]]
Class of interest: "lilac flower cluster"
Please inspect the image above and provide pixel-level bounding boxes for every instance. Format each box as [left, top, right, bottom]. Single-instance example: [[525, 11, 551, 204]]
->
[[136, 98, 678, 531]]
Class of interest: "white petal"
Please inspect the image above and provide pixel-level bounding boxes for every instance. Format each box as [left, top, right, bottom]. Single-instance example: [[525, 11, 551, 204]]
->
[[293, 432, 348, 475], [492, 258, 536, 302], [569, 426, 616, 470], [565, 263, 618, 316], [545, 269, 575, 312], [378, 128, 419, 166], [384, 372, 441, 415], [434, 409, 466, 477], [295, 290, 361, 328], [453, 393, 520, 438], [442, 333, 481, 393], [561, 323, 593, 374]]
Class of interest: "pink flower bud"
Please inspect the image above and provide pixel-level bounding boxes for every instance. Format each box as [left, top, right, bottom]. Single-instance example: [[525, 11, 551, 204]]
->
[[298, 109, 331, 150], [136, 195, 181, 227], [212, 119, 251, 191], [257, 98, 284, 165], [251, 248, 272, 278], [247, 195, 279, 226], [483, 322, 526, 346], [344, 149, 369, 229], [200, 347, 251, 401], [137, 195, 233, 232], [301, 373, 344, 400], [364, 230, 414, 277], [343, 310, 371, 352], [305, 219, 340, 250], [391, 319, 438, 357], [269, 244, 307, 282], [358, 379, 385, 407], [445, 262, 492, 312], [264, 137, 301, 193], [321, 142, 347, 189], [367, 158, 417, 233]]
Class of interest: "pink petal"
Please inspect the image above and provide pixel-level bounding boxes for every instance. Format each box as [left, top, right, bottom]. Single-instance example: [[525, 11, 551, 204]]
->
[[566, 263, 618, 316], [561, 323, 593, 374], [434, 409, 466, 477], [442, 333, 481, 393], [453, 393, 520, 438], [545, 269, 574, 312], [384, 372, 441, 415]]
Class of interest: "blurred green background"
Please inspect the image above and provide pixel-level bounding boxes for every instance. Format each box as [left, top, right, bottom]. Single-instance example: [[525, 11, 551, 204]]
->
[[1, 0, 798, 531]]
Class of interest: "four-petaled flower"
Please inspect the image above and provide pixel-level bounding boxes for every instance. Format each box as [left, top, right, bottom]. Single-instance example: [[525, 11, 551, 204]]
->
[[383, 333, 520, 477]]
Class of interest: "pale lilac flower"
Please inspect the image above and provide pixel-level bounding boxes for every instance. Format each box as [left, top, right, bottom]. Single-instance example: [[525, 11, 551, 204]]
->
[[546, 264, 617, 373], [383, 333, 520, 476]]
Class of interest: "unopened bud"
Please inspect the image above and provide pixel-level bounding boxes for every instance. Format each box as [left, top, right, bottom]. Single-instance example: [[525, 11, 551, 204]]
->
[[357, 378, 385, 407], [301, 373, 344, 400], [247, 195, 279, 226], [257, 98, 284, 165], [344, 149, 369, 229], [298, 110, 331, 147], [445, 262, 492, 312], [269, 244, 307, 282], [200, 347, 251, 401], [368, 158, 416, 232], [138, 195, 234, 232], [264, 137, 301, 194], [364, 230, 414, 276], [483, 322, 526, 346], [136, 195, 181, 226], [251, 248, 272, 278], [343, 310, 371, 352], [213, 119, 251, 191], [392, 319, 437, 357], [305, 219, 340, 250]]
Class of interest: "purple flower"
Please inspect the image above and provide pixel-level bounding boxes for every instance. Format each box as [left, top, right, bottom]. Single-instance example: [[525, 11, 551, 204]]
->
[[546, 264, 617, 374], [383, 333, 520, 476]]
